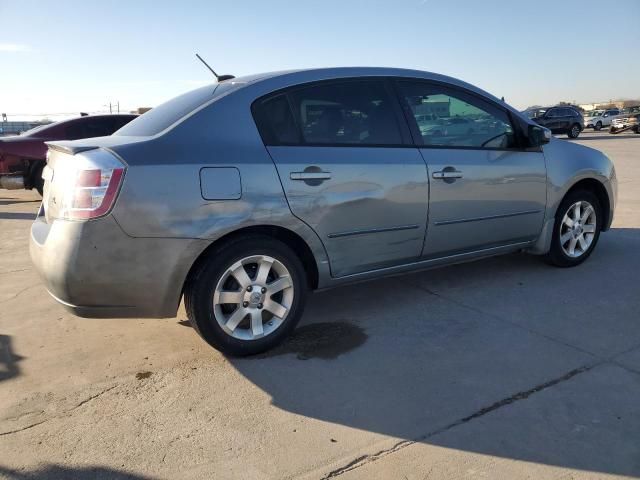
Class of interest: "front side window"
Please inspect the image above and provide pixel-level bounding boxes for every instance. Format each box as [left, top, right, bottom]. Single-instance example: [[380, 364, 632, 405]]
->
[[288, 80, 403, 146], [397, 81, 515, 149]]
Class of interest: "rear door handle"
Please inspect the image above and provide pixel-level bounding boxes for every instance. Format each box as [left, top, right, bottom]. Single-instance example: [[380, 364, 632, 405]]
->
[[290, 171, 332, 181], [432, 169, 463, 180]]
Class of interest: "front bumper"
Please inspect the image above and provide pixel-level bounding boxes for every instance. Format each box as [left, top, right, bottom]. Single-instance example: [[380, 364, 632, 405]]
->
[[30, 212, 209, 318]]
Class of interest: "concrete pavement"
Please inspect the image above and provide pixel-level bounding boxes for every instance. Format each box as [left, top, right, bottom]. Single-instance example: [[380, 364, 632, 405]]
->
[[1, 130, 639, 479]]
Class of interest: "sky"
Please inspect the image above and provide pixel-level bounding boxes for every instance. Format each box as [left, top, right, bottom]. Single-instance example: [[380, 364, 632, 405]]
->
[[1, 0, 639, 121]]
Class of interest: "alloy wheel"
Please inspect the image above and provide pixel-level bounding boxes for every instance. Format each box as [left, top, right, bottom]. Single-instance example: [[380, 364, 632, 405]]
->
[[559, 201, 597, 258], [213, 255, 294, 341]]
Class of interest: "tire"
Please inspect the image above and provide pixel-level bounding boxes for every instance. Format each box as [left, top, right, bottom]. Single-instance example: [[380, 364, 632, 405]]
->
[[594, 121, 602, 131], [545, 189, 602, 267], [610, 127, 617, 134], [32, 163, 45, 196], [567, 124, 581, 138], [185, 235, 308, 356]]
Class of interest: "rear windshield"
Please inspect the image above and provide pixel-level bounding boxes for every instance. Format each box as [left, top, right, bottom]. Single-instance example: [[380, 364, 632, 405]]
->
[[115, 82, 241, 136]]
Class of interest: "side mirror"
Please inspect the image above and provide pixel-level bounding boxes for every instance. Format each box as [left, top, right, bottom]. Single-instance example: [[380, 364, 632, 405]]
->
[[529, 125, 551, 147]]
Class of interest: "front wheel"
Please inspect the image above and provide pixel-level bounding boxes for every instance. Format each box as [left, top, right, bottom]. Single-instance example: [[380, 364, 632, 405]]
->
[[594, 121, 602, 131], [185, 235, 308, 356], [545, 190, 602, 267], [567, 124, 581, 138]]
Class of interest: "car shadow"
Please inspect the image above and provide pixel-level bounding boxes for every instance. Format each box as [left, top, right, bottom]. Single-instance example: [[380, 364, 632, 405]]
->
[[0, 212, 37, 221], [0, 198, 41, 206], [0, 465, 155, 480], [228, 227, 640, 477], [0, 334, 24, 382], [567, 134, 640, 141]]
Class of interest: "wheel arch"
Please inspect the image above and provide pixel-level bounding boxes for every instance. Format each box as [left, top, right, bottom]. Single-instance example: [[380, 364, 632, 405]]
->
[[183, 225, 320, 296], [563, 178, 611, 231], [527, 175, 612, 256], [25, 159, 46, 190]]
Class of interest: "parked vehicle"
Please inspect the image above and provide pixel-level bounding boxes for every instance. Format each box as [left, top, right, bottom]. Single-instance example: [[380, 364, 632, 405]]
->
[[524, 106, 584, 138], [610, 106, 640, 133], [30, 68, 617, 356], [0, 114, 136, 194], [583, 108, 620, 130], [610, 112, 640, 134]]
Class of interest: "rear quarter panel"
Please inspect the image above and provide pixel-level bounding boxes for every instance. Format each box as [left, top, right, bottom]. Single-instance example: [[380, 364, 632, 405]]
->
[[109, 88, 331, 283]]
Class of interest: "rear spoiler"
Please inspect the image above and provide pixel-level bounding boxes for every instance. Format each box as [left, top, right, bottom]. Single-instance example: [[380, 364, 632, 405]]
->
[[46, 141, 99, 155]]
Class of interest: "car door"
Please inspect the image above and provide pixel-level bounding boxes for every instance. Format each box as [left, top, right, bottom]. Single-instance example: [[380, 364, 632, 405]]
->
[[253, 79, 429, 277], [544, 108, 562, 132], [562, 108, 579, 131], [395, 80, 547, 258]]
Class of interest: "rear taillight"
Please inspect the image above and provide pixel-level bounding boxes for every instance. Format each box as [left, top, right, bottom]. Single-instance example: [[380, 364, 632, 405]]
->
[[54, 149, 126, 221]]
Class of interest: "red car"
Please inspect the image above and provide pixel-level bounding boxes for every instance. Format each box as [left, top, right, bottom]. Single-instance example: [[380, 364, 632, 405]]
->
[[0, 114, 136, 195]]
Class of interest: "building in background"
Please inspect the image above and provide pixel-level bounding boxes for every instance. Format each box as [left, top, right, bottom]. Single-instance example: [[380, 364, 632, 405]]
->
[[579, 100, 640, 112], [0, 120, 52, 136]]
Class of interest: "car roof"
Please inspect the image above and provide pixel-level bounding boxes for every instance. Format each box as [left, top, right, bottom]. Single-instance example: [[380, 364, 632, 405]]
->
[[230, 67, 500, 101]]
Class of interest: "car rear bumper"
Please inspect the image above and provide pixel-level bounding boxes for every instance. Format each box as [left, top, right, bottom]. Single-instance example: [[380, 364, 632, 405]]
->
[[30, 212, 209, 318]]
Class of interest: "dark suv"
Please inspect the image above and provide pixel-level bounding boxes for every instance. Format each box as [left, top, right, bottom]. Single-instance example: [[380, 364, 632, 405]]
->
[[524, 106, 584, 138]]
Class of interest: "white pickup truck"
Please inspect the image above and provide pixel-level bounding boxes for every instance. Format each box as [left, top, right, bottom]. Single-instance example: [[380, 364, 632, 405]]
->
[[583, 109, 620, 130]]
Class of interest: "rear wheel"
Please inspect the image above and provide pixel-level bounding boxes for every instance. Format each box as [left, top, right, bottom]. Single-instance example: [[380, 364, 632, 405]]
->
[[31, 163, 45, 196], [594, 121, 602, 131], [185, 235, 308, 356], [545, 190, 602, 267], [567, 124, 581, 138]]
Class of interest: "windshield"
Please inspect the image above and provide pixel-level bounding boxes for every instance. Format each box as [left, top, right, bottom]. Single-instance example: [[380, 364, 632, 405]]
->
[[116, 81, 244, 136], [587, 110, 603, 117], [525, 109, 546, 119], [621, 106, 640, 114]]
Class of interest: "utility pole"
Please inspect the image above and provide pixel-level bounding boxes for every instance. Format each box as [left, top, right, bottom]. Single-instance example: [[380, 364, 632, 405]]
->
[[109, 102, 112, 114], [117, 101, 120, 114]]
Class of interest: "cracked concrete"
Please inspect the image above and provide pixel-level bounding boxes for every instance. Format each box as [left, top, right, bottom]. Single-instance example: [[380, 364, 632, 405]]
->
[[1, 131, 639, 479], [322, 364, 601, 478]]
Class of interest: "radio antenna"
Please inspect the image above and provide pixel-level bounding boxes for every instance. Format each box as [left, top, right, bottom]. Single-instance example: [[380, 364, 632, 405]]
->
[[195, 53, 235, 82]]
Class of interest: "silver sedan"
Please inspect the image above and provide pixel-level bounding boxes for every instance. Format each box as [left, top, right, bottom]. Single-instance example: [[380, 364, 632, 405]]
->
[[30, 67, 617, 355]]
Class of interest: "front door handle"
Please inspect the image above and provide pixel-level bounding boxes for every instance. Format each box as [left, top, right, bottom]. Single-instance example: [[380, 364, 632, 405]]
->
[[432, 169, 463, 180], [290, 171, 332, 181]]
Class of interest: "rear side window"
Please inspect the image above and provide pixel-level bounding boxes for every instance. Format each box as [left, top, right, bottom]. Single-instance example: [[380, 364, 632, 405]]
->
[[254, 80, 404, 147], [252, 95, 301, 144], [289, 81, 403, 146]]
